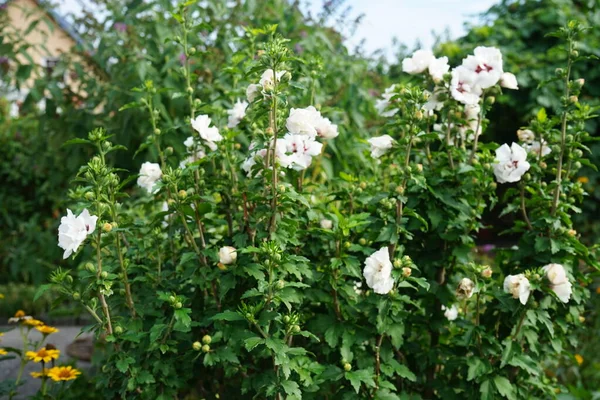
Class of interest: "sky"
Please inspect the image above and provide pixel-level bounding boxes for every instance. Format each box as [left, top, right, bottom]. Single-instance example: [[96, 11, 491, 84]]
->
[[57, 0, 498, 57]]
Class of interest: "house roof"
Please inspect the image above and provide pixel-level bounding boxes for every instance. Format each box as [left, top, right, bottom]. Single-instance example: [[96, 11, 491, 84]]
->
[[1, 0, 85, 48]]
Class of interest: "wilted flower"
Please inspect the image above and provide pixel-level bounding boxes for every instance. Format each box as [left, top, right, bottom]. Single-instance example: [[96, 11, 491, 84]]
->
[[367, 135, 394, 159], [375, 85, 399, 117], [442, 304, 459, 321], [456, 278, 475, 298], [542, 263, 572, 303], [493, 143, 531, 184], [353, 281, 363, 295], [137, 162, 162, 193], [500, 72, 518, 90], [246, 84, 260, 102], [517, 129, 535, 143], [462, 46, 504, 89], [450, 66, 482, 105], [363, 247, 394, 295], [503, 274, 531, 305], [58, 209, 98, 259], [259, 68, 287, 90], [523, 140, 551, 157], [402, 49, 435, 74], [320, 219, 333, 229], [191, 115, 223, 149], [428, 56, 450, 82], [218, 246, 237, 265], [227, 99, 248, 128]]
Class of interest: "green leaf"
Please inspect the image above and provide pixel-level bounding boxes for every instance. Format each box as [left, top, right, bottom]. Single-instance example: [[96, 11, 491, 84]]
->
[[281, 380, 301, 398], [173, 308, 192, 332], [244, 337, 264, 352], [33, 284, 53, 302], [467, 357, 489, 381], [386, 324, 404, 349], [493, 376, 516, 400], [62, 138, 92, 147], [211, 311, 244, 321], [393, 364, 416, 382], [537, 107, 547, 123], [345, 369, 375, 393]]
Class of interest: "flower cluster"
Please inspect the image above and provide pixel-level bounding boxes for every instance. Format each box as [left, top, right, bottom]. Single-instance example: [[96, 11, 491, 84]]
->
[[504, 263, 572, 305], [242, 103, 338, 174]]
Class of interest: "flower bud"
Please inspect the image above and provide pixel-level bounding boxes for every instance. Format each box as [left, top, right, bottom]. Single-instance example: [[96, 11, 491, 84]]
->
[[344, 241, 351, 249], [416, 163, 423, 173], [481, 267, 493, 279], [485, 96, 495, 105], [569, 95, 578, 104], [276, 280, 285, 290], [555, 67, 564, 77], [402, 267, 412, 277], [292, 325, 301, 333], [165, 146, 174, 156], [571, 49, 579, 57], [265, 127, 274, 136], [343, 363, 352, 372], [202, 335, 212, 345], [579, 316, 585, 323], [540, 161, 547, 169], [568, 229, 577, 236], [84, 192, 95, 200], [186, 87, 194, 94], [283, 315, 290, 324], [188, 47, 196, 55], [359, 181, 367, 189], [193, 341, 202, 351], [114, 326, 123, 334], [102, 222, 113, 233], [174, 302, 183, 309], [401, 255, 412, 267], [575, 78, 585, 87], [202, 344, 210, 353], [154, 128, 162, 135], [393, 259, 402, 268], [395, 186, 405, 195], [101, 271, 108, 279], [178, 190, 187, 199], [193, 99, 202, 107], [169, 295, 176, 303], [278, 184, 286, 193], [358, 238, 367, 246], [85, 262, 95, 273], [414, 110, 424, 120], [72, 292, 81, 300], [65, 275, 73, 284]]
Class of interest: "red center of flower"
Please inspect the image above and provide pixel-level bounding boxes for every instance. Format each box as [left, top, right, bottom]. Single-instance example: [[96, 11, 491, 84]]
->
[[85, 224, 90, 232], [475, 64, 493, 73], [457, 82, 466, 93], [512, 160, 519, 168]]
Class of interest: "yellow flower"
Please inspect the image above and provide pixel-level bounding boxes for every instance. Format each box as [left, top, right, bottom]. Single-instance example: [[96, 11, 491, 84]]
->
[[575, 354, 584, 365], [47, 366, 81, 382], [0, 348, 7, 356], [14, 310, 25, 318], [25, 348, 60, 363], [36, 326, 59, 335], [22, 319, 44, 328], [0, 293, 4, 299], [30, 368, 50, 378], [577, 176, 589, 184]]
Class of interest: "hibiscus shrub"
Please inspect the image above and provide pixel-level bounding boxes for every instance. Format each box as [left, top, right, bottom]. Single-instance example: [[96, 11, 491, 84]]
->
[[7, 7, 598, 399]]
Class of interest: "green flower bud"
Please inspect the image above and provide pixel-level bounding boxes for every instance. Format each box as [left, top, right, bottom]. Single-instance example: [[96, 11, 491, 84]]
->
[[65, 275, 73, 284], [165, 146, 174, 156], [292, 324, 301, 333], [343, 363, 352, 372], [178, 190, 187, 199], [174, 301, 183, 309], [102, 222, 113, 233], [186, 86, 194, 94], [202, 335, 212, 345], [115, 326, 123, 334], [169, 295, 176, 303], [101, 271, 108, 279], [276, 280, 285, 290], [202, 344, 210, 353], [193, 341, 202, 351], [84, 191, 95, 201], [85, 262, 95, 273], [188, 47, 196, 55], [283, 315, 291, 324], [72, 292, 81, 300], [154, 128, 162, 135], [358, 238, 367, 246]]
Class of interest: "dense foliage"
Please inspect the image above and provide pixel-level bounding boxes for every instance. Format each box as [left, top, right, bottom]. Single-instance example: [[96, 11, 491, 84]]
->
[[1, 1, 599, 399]]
